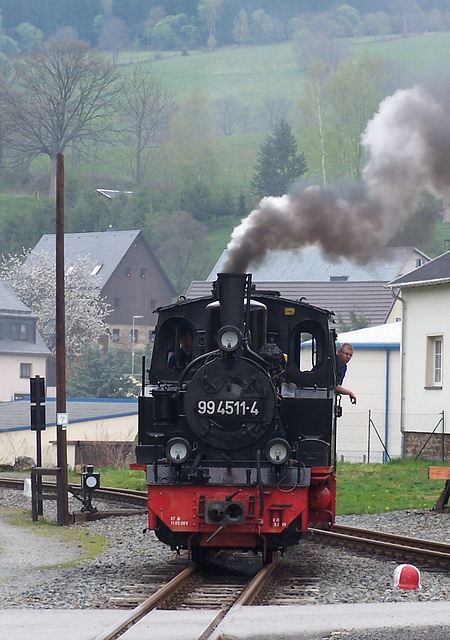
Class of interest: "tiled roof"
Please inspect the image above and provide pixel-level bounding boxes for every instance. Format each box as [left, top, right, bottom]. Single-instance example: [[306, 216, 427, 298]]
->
[[0, 280, 34, 316], [27, 230, 142, 288], [208, 246, 429, 282], [389, 250, 450, 288], [186, 280, 395, 328]]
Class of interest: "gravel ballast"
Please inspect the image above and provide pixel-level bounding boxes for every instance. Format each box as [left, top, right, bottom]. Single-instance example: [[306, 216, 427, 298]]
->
[[0, 487, 449, 609]]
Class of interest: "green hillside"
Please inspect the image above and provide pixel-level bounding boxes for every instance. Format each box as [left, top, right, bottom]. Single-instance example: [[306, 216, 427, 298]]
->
[[350, 32, 450, 76], [2, 31, 450, 274], [119, 43, 302, 109], [118, 31, 450, 105]]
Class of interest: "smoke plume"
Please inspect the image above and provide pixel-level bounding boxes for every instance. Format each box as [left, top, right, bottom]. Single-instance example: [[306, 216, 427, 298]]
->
[[224, 83, 450, 273]]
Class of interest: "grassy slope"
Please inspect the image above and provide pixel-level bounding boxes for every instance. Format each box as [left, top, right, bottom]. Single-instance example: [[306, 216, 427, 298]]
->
[[349, 32, 450, 77], [118, 42, 303, 108], [117, 33, 450, 265], [3, 32, 450, 266], [117, 32, 450, 103]]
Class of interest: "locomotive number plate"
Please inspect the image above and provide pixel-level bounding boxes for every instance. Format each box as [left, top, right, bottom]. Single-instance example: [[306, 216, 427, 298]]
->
[[197, 399, 260, 417]]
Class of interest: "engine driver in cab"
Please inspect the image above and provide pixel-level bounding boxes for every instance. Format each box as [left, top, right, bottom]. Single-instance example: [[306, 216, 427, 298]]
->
[[168, 326, 193, 371]]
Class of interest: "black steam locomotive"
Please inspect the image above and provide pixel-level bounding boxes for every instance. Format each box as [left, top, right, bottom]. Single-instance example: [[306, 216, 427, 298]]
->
[[133, 272, 339, 563]]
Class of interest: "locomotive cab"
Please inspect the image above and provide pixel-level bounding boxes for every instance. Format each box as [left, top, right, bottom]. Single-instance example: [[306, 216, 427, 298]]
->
[[134, 272, 338, 562]]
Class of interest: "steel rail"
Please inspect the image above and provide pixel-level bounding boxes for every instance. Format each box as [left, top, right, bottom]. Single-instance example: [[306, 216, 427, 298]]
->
[[333, 524, 450, 555], [0, 476, 148, 506], [199, 554, 282, 640], [309, 525, 450, 566], [92, 564, 198, 640]]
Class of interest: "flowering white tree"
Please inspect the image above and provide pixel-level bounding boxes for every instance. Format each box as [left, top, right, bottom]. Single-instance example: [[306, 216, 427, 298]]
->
[[0, 250, 111, 358]]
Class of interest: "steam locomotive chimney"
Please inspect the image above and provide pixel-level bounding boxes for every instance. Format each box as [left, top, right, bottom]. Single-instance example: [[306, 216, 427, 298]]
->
[[216, 272, 249, 330]]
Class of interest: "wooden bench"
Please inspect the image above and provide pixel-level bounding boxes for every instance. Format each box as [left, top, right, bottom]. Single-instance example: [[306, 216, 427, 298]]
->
[[428, 467, 450, 512]]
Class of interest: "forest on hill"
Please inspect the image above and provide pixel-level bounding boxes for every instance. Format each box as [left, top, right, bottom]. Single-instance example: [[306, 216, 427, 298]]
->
[[0, 1, 449, 292]]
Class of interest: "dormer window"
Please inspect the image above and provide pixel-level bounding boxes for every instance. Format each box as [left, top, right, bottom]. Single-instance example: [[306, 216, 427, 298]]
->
[[12, 323, 28, 341]]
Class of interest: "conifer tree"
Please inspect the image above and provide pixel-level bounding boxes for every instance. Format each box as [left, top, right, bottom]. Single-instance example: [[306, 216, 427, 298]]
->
[[251, 119, 307, 197]]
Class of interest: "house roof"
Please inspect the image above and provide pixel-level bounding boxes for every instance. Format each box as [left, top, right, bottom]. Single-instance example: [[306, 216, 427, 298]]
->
[[0, 281, 50, 356], [208, 246, 429, 282], [388, 250, 450, 288], [186, 280, 395, 328], [0, 280, 35, 316], [337, 321, 401, 349], [0, 397, 137, 432], [29, 230, 146, 289], [0, 335, 50, 356]]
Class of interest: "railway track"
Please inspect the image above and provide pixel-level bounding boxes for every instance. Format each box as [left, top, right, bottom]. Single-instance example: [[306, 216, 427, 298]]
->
[[0, 475, 148, 507], [92, 553, 282, 640], [309, 524, 450, 568], [1, 476, 449, 568]]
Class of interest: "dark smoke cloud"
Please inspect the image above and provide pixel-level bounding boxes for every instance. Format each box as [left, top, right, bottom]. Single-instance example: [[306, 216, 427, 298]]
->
[[224, 84, 450, 273]]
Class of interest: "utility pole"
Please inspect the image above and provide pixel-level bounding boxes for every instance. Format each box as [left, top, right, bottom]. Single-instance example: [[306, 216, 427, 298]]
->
[[56, 152, 69, 525]]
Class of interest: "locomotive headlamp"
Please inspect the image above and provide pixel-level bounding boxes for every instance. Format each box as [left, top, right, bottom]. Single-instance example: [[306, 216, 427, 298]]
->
[[166, 437, 191, 464], [265, 438, 290, 465], [216, 325, 243, 352]]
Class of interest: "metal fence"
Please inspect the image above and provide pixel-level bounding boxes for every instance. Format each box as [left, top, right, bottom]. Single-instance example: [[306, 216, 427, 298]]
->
[[336, 410, 447, 463]]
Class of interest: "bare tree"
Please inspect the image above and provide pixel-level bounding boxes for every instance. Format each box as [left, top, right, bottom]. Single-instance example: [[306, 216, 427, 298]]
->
[[298, 60, 329, 184], [0, 39, 122, 198], [198, 0, 223, 50], [259, 96, 292, 131], [119, 63, 176, 184], [213, 95, 242, 136], [97, 16, 129, 64], [233, 9, 250, 45]]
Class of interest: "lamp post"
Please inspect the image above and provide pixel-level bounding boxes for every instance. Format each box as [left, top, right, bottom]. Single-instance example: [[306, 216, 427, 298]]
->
[[131, 315, 144, 375]]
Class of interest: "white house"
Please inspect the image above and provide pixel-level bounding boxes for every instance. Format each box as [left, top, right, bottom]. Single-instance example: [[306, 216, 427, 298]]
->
[[389, 251, 450, 460], [336, 322, 402, 463], [0, 281, 50, 402]]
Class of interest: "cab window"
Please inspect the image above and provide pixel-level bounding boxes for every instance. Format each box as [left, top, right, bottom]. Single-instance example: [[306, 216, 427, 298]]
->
[[158, 318, 193, 368], [294, 322, 325, 373]]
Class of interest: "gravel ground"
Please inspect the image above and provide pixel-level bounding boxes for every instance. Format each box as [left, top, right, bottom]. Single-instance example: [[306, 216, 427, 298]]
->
[[0, 487, 449, 610]]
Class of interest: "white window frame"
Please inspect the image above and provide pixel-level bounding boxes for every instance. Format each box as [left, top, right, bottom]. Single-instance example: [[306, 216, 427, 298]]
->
[[433, 337, 443, 387], [426, 334, 443, 388]]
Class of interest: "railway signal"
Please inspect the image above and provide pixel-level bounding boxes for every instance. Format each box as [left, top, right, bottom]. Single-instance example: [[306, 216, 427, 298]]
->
[[81, 465, 100, 513]]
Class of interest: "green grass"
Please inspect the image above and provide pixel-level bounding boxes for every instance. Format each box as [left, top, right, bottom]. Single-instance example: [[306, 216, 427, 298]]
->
[[350, 32, 450, 77], [336, 459, 446, 515], [73, 459, 448, 517], [118, 43, 303, 108], [115, 32, 450, 107]]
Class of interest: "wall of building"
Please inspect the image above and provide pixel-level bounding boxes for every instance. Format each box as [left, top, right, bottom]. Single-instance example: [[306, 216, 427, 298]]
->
[[0, 413, 137, 469], [401, 284, 450, 425], [336, 347, 402, 462], [0, 355, 47, 402]]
